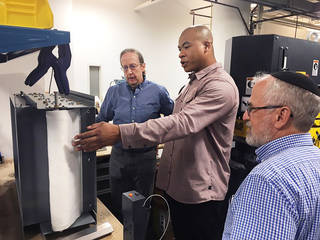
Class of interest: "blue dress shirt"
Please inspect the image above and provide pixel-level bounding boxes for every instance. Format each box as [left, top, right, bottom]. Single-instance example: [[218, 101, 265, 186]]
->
[[96, 80, 174, 148], [223, 133, 320, 240]]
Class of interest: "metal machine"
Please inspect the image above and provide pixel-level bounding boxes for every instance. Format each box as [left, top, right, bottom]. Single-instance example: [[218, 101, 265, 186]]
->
[[10, 90, 97, 235], [122, 191, 150, 240], [226, 34, 320, 118], [4, 2, 97, 235], [225, 34, 320, 197]]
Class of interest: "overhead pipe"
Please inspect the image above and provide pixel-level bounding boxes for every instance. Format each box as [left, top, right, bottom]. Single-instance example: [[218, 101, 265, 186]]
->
[[190, 5, 213, 26], [204, 0, 251, 35]]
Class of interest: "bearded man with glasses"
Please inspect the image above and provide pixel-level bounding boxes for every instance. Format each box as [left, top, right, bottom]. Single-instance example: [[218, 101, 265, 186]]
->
[[96, 48, 174, 222], [223, 71, 320, 240]]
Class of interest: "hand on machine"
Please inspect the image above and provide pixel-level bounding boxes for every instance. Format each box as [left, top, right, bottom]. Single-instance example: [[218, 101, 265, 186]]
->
[[72, 122, 121, 152]]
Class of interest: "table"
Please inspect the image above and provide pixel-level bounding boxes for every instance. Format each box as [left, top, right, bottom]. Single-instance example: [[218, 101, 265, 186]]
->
[[0, 160, 123, 240]]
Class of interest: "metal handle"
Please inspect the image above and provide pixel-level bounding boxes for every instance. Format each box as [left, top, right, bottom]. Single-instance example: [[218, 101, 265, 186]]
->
[[279, 46, 289, 71]]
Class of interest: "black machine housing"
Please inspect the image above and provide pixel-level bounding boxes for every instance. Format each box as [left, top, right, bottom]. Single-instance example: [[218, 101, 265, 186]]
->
[[225, 34, 320, 117], [10, 90, 97, 235], [224, 34, 320, 198]]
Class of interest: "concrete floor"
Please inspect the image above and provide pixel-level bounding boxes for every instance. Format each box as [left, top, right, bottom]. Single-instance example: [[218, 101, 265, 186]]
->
[[0, 160, 24, 240]]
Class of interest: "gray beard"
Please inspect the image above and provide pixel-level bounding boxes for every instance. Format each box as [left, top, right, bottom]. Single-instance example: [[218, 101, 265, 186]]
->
[[245, 122, 272, 147]]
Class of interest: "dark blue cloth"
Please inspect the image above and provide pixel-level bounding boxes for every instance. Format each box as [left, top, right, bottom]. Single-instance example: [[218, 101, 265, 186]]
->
[[96, 80, 174, 148], [25, 44, 71, 94]]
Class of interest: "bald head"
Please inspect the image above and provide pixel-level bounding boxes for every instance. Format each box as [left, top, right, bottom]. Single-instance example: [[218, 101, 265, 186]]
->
[[181, 25, 213, 43], [178, 25, 216, 73]]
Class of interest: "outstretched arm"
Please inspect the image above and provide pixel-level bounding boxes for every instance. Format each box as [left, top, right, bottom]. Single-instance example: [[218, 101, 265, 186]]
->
[[73, 122, 120, 152]]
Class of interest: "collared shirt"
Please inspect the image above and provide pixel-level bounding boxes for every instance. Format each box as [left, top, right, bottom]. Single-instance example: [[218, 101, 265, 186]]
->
[[223, 133, 320, 240], [96, 80, 174, 148], [120, 63, 239, 203]]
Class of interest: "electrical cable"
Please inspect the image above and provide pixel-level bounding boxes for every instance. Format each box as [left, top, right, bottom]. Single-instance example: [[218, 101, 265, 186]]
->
[[142, 194, 171, 240], [48, 67, 53, 94], [294, 15, 299, 38]]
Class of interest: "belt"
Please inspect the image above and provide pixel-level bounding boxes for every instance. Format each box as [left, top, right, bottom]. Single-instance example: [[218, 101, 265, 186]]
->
[[115, 146, 156, 153]]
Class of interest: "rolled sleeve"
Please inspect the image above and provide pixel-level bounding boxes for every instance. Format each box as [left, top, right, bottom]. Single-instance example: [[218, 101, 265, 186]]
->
[[119, 78, 238, 149]]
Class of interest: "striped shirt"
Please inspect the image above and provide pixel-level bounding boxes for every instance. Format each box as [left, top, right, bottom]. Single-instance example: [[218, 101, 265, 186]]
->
[[223, 133, 320, 240]]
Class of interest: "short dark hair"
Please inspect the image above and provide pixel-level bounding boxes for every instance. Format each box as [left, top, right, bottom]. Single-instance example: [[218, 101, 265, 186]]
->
[[120, 48, 145, 80]]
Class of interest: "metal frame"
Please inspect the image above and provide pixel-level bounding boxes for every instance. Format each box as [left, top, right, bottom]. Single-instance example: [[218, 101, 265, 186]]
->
[[0, 25, 70, 63], [237, 0, 320, 19], [10, 91, 96, 235], [190, 5, 213, 28], [204, 0, 320, 35], [204, 0, 251, 34]]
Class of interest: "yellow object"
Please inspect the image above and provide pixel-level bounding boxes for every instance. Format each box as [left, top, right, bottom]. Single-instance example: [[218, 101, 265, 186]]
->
[[0, 0, 53, 29], [234, 118, 247, 138], [296, 71, 307, 76], [310, 113, 320, 148]]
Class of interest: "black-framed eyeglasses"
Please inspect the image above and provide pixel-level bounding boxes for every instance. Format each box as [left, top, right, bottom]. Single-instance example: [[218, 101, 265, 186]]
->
[[246, 105, 284, 116], [121, 63, 140, 72]]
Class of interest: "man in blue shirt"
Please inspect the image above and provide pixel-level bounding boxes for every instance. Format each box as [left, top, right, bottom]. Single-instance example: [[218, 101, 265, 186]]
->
[[223, 71, 320, 240], [96, 48, 174, 222]]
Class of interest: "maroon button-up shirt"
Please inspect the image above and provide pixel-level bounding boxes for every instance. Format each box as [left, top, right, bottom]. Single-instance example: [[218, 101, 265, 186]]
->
[[120, 63, 239, 203]]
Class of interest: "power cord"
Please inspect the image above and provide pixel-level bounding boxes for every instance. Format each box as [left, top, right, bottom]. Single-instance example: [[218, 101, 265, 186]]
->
[[48, 67, 53, 94], [142, 194, 171, 240]]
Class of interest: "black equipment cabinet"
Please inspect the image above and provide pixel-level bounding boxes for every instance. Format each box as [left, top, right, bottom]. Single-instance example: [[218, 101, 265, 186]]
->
[[226, 34, 320, 116], [225, 34, 320, 198], [96, 153, 111, 197]]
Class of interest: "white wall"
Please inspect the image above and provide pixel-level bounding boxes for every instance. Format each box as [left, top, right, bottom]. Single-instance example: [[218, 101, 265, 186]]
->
[[70, 0, 250, 99], [258, 21, 308, 40], [211, 0, 250, 64], [0, 0, 249, 159], [0, 55, 44, 161]]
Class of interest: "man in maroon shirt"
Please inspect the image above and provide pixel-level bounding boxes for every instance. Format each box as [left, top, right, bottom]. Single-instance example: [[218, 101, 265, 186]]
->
[[74, 25, 239, 240]]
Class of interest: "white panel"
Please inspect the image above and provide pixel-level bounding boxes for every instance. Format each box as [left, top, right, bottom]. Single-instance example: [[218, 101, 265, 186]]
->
[[46, 109, 82, 232]]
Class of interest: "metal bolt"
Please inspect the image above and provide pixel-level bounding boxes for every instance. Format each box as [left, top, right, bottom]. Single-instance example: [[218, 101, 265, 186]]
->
[[54, 92, 59, 109]]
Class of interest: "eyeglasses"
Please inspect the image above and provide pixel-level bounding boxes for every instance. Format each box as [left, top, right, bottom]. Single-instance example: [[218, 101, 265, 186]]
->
[[121, 63, 140, 72], [246, 105, 284, 116]]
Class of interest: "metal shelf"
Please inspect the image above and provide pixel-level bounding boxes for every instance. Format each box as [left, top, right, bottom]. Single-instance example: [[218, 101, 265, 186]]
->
[[0, 25, 70, 53]]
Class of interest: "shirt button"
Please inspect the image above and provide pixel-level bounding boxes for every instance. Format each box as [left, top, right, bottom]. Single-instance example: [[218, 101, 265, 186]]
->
[[132, 107, 135, 110], [133, 96, 136, 98]]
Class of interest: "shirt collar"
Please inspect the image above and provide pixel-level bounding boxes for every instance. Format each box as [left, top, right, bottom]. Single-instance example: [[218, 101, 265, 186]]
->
[[255, 133, 314, 163], [125, 79, 147, 90], [193, 62, 222, 81]]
